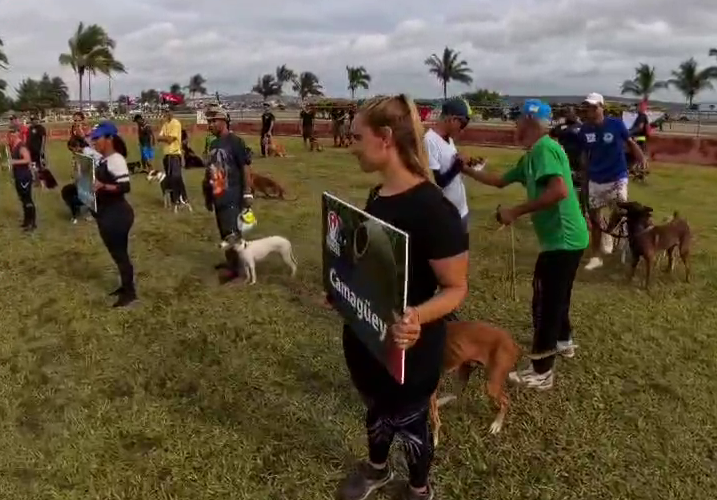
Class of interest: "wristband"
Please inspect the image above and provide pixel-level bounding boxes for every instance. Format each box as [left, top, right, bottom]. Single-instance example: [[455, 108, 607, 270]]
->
[[243, 193, 253, 199]]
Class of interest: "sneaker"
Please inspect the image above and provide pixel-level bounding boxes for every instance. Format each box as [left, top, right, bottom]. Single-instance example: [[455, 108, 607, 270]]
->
[[71, 218, 78, 224], [112, 291, 137, 308], [335, 462, 393, 500], [584, 256, 603, 271], [508, 367, 554, 390], [396, 483, 434, 500], [557, 340, 578, 358]]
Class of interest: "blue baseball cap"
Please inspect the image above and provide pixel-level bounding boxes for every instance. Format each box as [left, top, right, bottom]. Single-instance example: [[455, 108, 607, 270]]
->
[[89, 120, 119, 140], [521, 99, 552, 121], [441, 98, 472, 120]]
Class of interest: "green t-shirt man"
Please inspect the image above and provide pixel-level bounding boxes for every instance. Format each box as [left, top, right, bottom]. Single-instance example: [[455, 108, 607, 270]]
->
[[502, 135, 588, 252]]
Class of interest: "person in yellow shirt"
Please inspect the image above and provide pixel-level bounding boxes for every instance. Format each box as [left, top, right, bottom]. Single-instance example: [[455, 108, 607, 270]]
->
[[157, 107, 190, 209]]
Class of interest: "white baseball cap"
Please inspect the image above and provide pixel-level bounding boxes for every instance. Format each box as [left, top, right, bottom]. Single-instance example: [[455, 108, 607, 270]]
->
[[583, 92, 604, 106]]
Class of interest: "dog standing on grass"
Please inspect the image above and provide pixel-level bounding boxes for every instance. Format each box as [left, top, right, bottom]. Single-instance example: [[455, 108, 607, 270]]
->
[[220, 236, 297, 285], [617, 201, 691, 289]]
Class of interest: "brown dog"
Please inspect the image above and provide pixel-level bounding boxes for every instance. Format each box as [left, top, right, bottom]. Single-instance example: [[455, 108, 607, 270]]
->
[[617, 201, 691, 289], [262, 135, 288, 157], [251, 172, 296, 200], [429, 320, 520, 445]]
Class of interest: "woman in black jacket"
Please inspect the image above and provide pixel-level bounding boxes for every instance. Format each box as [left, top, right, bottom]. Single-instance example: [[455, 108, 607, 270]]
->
[[332, 95, 468, 500]]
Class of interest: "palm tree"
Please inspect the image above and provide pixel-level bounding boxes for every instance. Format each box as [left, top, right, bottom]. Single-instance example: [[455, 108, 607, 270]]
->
[[292, 72, 324, 99], [186, 73, 207, 99], [710, 48, 717, 59], [276, 64, 296, 92], [0, 37, 9, 94], [347, 66, 371, 99], [251, 74, 282, 99], [96, 56, 126, 113], [58, 22, 117, 110], [424, 47, 473, 99], [620, 64, 667, 102], [667, 58, 717, 107]]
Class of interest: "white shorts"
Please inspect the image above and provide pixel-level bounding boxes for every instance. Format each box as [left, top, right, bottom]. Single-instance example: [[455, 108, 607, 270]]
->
[[588, 178, 628, 210]]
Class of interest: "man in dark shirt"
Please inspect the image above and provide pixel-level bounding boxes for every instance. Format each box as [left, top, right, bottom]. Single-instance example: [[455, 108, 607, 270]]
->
[[299, 104, 315, 149], [260, 102, 275, 157], [27, 114, 46, 167], [203, 109, 254, 284], [331, 106, 347, 147], [629, 101, 650, 152], [550, 107, 582, 172], [133, 114, 155, 173]]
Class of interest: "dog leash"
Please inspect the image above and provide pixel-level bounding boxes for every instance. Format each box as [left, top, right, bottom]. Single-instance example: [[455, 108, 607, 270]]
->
[[496, 205, 518, 302]]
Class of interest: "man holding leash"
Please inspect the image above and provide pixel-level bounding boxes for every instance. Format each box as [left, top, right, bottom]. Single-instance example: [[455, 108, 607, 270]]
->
[[158, 108, 190, 209], [260, 102, 275, 157], [579, 93, 646, 271], [462, 99, 588, 390], [203, 108, 254, 284]]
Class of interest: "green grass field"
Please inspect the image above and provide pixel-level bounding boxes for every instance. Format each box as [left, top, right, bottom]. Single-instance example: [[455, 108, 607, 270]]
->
[[0, 136, 715, 500]]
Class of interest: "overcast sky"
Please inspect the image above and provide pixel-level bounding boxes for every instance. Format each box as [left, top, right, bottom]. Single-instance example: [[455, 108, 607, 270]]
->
[[1, 0, 717, 102]]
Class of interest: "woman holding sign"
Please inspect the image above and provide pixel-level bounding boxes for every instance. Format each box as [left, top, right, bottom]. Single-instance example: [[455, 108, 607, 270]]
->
[[333, 95, 468, 500], [89, 121, 137, 308]]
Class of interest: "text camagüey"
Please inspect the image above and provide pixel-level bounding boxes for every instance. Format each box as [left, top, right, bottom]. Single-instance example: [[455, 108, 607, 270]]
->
[[329, 268, 388, 340]]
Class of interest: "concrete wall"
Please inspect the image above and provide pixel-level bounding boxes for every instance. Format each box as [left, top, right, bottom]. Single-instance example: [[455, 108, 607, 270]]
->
[[46, 120, 717, 167]]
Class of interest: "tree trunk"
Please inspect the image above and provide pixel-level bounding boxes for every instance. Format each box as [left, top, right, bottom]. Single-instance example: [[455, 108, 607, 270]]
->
[[88, 72, 92, 108], [443, 80, 447, 99], [351, 88, 355, 100], [78, 71, 84, 111]]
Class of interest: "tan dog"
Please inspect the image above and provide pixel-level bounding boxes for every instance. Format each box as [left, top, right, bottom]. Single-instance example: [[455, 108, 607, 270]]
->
[[251, 172, 296, 200], [262, 135, 288, 157], [430, 321, 520, 445], [429, 320, 563, 446]]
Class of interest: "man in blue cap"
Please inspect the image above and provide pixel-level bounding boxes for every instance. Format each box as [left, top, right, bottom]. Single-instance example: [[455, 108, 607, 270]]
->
[[424, 98, 472, 238], [461, 99, 588, 390]]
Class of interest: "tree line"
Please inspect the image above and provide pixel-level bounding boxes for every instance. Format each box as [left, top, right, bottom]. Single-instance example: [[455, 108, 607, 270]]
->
[[2, 25, 717, 115]]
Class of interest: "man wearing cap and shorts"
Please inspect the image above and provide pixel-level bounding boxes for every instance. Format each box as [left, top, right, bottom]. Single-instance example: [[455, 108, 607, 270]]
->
[[133, 114, 155, 174], [424, 98, 472, 241], [203, 109, 254, 284], [579, 93, 645, 271], [462, 99, 588, 389]]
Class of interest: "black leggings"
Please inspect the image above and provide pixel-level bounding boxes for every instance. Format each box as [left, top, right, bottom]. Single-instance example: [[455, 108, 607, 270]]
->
[[163, 154, 188, 204], [365, 398, 433, 489], [531, 249, 583, 373], [13, 169, 36, 227], [61, 183, 83, 218], [96, 202, 135, 292]]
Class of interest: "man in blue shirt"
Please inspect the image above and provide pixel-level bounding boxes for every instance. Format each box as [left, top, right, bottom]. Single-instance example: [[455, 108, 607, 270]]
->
[[579, 93, 645, 271]]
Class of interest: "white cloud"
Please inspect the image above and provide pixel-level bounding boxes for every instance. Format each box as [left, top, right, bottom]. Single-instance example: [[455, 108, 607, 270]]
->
[[1, 0, 716, 102]]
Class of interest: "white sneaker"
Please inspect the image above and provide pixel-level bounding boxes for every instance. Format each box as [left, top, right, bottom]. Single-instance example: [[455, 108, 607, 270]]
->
[[584, 256, 603, 270], [508, 367, 554, 390], [557, 340, 578, 358], [71, 218, 77, 225]]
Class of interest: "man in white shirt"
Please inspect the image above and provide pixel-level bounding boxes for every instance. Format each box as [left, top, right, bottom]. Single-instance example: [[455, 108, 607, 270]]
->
[[424, 98, 472, 240]]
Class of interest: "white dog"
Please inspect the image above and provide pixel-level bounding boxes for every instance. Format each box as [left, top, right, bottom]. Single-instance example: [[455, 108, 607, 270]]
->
[[220, 236, 297, 285]]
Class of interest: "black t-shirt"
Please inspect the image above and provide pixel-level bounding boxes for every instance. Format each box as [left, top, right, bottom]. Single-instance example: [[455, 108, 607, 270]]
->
[[137, 123, 154, 147], [261, 112, 275, 134], [342, 181, 467, 407], [630, 112, 649, 137], [27, 124, 46, 154], [300, 110, 315, 129], [206, 132, 250, 206], [550, 120, 583, 166], [332, 109, 346, 124]]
